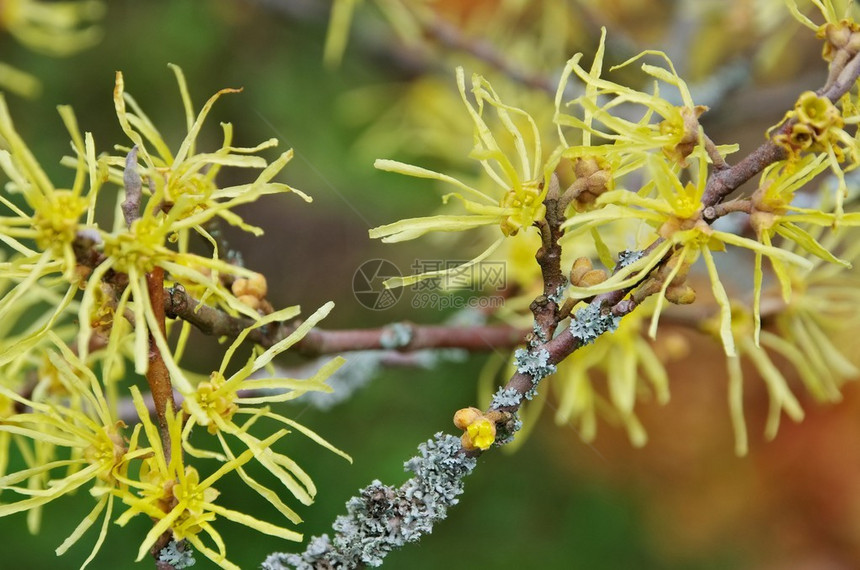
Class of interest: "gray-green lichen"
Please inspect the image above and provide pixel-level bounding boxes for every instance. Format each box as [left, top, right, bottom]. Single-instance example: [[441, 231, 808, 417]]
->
[[263, 433, 476, 569]]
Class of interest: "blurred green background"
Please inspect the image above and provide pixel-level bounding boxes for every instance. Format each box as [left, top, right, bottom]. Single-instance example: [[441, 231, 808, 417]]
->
[[1, 1, 857, 569]]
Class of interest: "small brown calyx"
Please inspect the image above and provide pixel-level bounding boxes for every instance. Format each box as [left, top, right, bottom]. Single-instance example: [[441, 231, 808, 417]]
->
[[661, 105, 708, 166], [749, 181, 784, 236], [657, 210, 708, 240]]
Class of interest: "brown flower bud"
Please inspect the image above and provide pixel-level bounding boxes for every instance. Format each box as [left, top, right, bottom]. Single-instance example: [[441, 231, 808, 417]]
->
[[246, 273, 268, 298], [665, 284, 696, 305], [453, 407, 483, 430], [577, 269, 608, 287], [237, 294, 261, 310], [232, 277, 250, 297], [233, 273, 268, 299], [569, 257, 594, 285], [574, 156, 600, 179]]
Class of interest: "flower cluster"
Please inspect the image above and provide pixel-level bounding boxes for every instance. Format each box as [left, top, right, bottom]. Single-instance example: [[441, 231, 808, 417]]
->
[[373, 6, 860, 454], [0, 67, 347, 568]]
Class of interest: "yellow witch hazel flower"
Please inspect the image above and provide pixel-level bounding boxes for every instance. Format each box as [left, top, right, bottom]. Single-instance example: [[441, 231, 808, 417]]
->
[[563, 146, 814, 357], [181, 302, 350, 527], [707, 225, 860, 455], [0, 332, 150, 569], [116, 388, 301, 570], [705, 304, 806, 456], [556, 28, 716, 170], [748, 156, 860, 340], [0, 97, 101, 365], [773, 227, 860, 391], [0, 94, 96, 274], [108, 64, 310, 230], [371, 66, 555, 288], [75, 65, 309, 378]]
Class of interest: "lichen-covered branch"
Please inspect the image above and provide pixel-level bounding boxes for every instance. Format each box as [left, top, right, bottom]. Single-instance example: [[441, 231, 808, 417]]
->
[[262, 433, 476, 569]]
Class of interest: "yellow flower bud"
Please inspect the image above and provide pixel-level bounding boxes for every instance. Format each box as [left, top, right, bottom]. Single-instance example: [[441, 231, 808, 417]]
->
[[465, 418, 496, 450], [454, 408, 497, 450]]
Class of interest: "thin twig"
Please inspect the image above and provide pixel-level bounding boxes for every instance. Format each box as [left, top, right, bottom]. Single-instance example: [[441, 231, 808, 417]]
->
[[703, 133, 729, 171], [164, 284, 526, 354], [703, 198, 753, 222]]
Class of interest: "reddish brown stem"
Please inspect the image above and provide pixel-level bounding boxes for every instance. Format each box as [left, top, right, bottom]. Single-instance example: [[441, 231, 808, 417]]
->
[[163, 285, 526, 354], [146, 266, 176, 458]]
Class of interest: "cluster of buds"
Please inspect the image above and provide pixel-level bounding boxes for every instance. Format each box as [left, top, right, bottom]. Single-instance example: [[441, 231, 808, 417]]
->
[[556, 157, 613, 212], [569, 257, 607, 288], [819, 18, 860, 63], [772, 91, 846, 161], [632, 250, 696, 306], [232, 272, 272, 313]]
